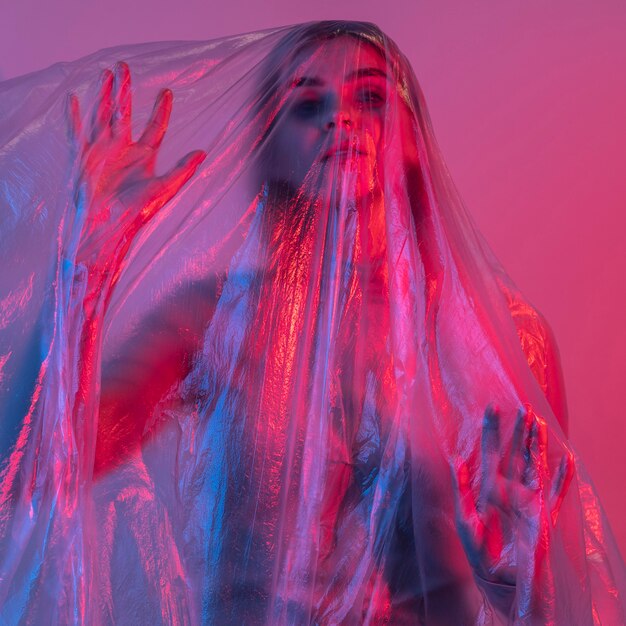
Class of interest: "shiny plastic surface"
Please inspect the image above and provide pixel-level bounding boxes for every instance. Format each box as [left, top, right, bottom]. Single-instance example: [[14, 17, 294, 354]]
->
[[0, 21, 624, 625]]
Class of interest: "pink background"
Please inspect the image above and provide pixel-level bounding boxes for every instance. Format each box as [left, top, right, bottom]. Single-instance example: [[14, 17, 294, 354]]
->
[[2, 0, 625, 557]]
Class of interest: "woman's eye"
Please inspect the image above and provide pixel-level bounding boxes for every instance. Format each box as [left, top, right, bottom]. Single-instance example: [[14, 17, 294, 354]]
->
[[293, 98, 323, 119], [357, 89, 385, 108]]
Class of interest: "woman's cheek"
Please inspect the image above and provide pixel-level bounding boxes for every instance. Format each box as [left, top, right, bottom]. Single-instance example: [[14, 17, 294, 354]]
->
[[398, 104, 420, 169], [362, 116, 384, 155]]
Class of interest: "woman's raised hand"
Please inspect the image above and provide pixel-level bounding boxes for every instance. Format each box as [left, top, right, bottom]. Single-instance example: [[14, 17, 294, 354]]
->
[[67, 62, 205, 274], [453, 406, 574, 606]]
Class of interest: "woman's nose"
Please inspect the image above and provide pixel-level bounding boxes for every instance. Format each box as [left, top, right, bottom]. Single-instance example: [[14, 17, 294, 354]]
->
[[323, 107, 353, 132]]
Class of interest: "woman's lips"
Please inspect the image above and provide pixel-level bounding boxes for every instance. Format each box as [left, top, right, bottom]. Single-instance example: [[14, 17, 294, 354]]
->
[[322, 147, 367, 161]]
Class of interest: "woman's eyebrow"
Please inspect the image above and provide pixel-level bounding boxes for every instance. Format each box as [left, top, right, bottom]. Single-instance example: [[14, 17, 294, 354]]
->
[[290, 69, 387, 88], [346, 68, 388, 81], [292, 76, 324, 88]]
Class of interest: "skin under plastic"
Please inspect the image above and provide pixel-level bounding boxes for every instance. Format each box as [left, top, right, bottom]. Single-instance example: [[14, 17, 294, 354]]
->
[[0, 20, 624, 625]]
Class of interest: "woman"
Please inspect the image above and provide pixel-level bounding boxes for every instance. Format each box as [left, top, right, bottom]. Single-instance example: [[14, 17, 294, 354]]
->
[[0, 21, 623, 625]]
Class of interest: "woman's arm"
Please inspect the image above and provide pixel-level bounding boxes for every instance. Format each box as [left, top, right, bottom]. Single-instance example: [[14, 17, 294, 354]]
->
[[0, 64, 205, 621], [65, 62, 206, 476], [95, 276, 222, 476]]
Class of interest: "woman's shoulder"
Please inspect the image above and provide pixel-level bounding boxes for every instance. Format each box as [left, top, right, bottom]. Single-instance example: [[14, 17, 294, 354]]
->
[[496, 278, 569, 435], [498, 279, 552, 354]]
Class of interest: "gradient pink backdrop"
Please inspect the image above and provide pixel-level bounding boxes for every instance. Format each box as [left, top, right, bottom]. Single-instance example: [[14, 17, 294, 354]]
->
[[2, 0, 625, 558]]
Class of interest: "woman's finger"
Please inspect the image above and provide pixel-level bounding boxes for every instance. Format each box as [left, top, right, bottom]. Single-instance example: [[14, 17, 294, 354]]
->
[[139, 88, 173, 150], [522, 411, 549, 488], [522, 416, 539, 488], [112, 62, 132, 142], [479, 405, 501, 510], [535, 416, 549, 480], [138, 149, 206, 225], [90, 69, 114, 142], [505, 406, 529, 480], [550, 451, 574, 526], [159, 149, 206, 198], [454, 460, 485, 548], [66, 92, 83, 146]]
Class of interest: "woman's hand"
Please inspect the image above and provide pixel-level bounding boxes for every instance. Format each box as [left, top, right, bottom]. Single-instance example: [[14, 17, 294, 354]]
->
[[67, 62, 205, 280], [453, 406, 574, 611]]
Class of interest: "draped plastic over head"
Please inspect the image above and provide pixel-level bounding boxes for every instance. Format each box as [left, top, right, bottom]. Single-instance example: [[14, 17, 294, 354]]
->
[[0, 21, 624, 625]]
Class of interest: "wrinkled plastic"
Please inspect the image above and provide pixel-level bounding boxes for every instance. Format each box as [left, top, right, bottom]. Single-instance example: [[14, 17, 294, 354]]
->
[[0, 21, 624, 625]]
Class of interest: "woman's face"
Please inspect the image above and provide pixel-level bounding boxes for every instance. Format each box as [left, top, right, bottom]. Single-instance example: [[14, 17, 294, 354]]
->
[[263, 37, 391, 198]]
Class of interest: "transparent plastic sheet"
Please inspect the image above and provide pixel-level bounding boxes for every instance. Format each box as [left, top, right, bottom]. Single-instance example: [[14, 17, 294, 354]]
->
[[0, 21, 624, 625]]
